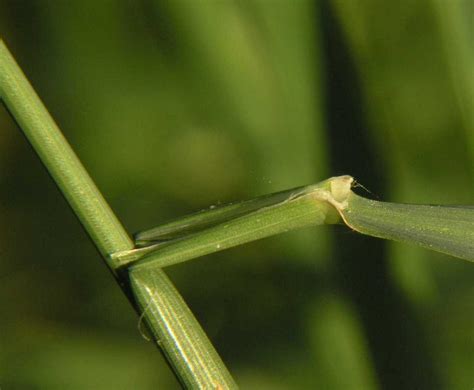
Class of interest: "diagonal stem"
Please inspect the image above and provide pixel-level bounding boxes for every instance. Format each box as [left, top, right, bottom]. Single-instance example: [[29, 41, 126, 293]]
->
[[0, 39, 236, 389]]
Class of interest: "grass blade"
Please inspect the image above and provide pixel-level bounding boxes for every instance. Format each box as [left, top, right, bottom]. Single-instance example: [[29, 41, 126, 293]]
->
[[341, 193, 474, 262], [124, 175, 474, 270]]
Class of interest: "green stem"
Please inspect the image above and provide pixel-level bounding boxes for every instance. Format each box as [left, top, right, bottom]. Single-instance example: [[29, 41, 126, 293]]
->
[[0, 40, 236, 389], [134, 185, 312, 246], [111, 176, 353, 270], [0, 40, 131, 266], [130, 267, 237, 389], [133, 187, 340, 270]]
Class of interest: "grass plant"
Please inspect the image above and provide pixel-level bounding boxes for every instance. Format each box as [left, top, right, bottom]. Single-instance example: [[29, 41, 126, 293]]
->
[[1, 21, 472, 388]]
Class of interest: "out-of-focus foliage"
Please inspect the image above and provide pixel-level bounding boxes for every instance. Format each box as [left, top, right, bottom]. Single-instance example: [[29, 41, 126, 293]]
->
[[0, 0, 472, 389]]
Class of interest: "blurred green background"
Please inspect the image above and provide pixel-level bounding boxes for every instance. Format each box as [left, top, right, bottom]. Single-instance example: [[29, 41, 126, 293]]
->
[[1, 1, 473, 389]]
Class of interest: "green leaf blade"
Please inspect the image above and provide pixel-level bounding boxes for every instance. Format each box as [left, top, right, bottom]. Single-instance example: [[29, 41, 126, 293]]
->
[[342, 193, 474, 262]]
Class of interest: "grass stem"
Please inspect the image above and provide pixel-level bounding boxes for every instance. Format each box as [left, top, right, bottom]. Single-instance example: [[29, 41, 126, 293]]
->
[[0, 39, 236, 389]]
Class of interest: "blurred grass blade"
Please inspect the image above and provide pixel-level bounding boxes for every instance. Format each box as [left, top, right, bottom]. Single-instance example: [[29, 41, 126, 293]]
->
[[342, 193, 474, 262]]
